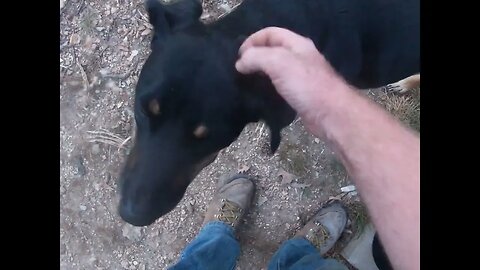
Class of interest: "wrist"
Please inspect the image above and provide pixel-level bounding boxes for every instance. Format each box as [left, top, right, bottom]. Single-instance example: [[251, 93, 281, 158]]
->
[[300, 77, 356, 135]]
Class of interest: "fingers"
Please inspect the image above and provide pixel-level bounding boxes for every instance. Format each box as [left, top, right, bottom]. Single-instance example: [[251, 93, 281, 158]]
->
[[235, 46, 291, 75], [238, 27, 312, 55]]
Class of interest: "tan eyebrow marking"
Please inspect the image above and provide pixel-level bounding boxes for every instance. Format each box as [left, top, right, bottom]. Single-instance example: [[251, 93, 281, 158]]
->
[[193, 125, 208, 138], [148, 99, 160, 115]]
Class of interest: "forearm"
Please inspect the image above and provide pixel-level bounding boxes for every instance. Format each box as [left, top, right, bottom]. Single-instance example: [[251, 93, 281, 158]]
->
[[306, 84, 420, 270], [236, 26, 419, 270]]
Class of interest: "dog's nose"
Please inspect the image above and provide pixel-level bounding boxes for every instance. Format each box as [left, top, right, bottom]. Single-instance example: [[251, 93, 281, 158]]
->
[[118, 200, 154, 227]]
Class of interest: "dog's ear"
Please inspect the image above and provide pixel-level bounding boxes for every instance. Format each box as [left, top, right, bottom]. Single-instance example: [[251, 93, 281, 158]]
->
[[146, 0, 202, 45], [237, 74, 296, 153], [262, 99, 296, 153]]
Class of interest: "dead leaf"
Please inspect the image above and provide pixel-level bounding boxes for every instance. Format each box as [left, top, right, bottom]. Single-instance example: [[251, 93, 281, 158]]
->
[[141, 29, 151, 36], [278, 168, 296, 185], [237, 164, 250, 174], [328, 195, 343, 201], [69, 33, 81, 45], [84, 36, 94, 50], [200, 13, 213, 20], [118, 45, 129, 52], [127, 50, 139, 62], [143, 22, 153, 29]]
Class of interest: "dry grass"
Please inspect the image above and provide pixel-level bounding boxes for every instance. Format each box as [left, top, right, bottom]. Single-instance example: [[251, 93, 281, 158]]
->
[[345, 200, 369, 238], [86, 129, 131, 149], [369, 88, 420, 132]]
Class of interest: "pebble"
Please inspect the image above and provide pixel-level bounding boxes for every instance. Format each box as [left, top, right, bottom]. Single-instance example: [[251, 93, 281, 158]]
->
[[122, 224, 143, 241], [92, 144, 100, 155]]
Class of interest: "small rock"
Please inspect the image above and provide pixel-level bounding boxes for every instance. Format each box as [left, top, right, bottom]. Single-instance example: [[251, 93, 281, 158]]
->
[[133, 260, 138, 266], [122, 224, 143, 241], [73, 155, 87, 176], [99, 68, 110, 76], [220, 3, 232, 12], [186, 203, 194, 213], [121, 260, 129, 269], [69, 33, 81, 45], [91, 144, 100, 155], [186, 200, 195, 213], [87, 256, 98, 265], [314, 138, 320, 143], [347, 191, 358, 198], [340, 185, 356, 193], [79, 205, 87, 211], [96, 27, 105, 31], [278, 168, 296, 185], [257, 196, 268, 206], [60, 243, 66, 254]]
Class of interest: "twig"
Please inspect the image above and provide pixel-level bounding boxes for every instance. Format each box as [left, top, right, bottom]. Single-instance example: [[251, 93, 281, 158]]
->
[[87, 130, 124, 140], [217, 2, 242, 20], [118, 136, 132, 149], [137, 9, 150, 23], [256, 122, 265, 141], [76, 62, 89, 91], [88, 138, 124, 148]]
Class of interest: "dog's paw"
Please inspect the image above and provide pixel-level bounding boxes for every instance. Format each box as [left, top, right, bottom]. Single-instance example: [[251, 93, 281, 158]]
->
[[383, 74, 420, 94], [384, 82, 407, 93]]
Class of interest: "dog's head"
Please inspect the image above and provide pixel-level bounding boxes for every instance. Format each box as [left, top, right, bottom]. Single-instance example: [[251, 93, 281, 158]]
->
[[118, 0, 295, 226]]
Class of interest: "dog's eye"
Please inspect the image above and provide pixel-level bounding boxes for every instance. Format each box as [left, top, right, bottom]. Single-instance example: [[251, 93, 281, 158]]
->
[[193, 125, 209, 139]]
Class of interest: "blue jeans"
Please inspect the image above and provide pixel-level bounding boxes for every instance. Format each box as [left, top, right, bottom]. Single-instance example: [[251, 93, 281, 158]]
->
[[168, 221, 348, 270]]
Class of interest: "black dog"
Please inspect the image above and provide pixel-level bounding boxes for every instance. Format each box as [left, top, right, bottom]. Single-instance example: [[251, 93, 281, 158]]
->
[[118, 0, 419, 226]]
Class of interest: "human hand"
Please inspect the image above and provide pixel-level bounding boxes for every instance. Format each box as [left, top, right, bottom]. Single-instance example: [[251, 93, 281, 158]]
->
[[236, 27, 349, 129]]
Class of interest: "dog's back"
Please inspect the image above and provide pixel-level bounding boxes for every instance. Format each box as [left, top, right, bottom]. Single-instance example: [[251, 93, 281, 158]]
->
[[210, 0, 420, 88]]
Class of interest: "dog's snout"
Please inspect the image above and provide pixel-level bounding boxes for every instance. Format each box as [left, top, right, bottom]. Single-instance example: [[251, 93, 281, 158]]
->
[[119, 199, 155, 227]]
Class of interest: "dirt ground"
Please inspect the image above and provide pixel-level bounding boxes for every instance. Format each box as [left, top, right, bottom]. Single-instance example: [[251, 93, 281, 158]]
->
[[60, 0, 420, 269]]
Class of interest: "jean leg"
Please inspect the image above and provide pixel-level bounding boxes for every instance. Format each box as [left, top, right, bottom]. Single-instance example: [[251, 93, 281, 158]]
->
[[168, 221, 240, 270]]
